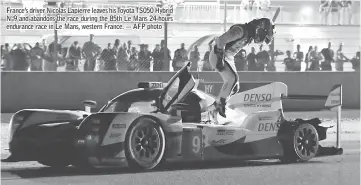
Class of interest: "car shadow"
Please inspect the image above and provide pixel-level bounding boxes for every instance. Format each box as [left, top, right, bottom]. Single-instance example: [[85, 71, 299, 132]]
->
[[1, 159, 324, 179]]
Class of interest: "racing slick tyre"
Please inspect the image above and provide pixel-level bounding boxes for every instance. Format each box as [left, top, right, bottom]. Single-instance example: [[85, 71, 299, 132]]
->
[[38, 159, 71, 168], [280, 123, 319, 163], [125, 117, 166, 171]]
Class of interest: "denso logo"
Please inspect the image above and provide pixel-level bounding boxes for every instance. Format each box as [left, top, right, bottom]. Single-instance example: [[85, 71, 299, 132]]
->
[[244, 94, 272, 102], [258, 122, 280, 132]]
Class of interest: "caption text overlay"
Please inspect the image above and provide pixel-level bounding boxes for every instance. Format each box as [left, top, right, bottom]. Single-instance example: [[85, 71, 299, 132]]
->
[[6, 4, 175, 31]]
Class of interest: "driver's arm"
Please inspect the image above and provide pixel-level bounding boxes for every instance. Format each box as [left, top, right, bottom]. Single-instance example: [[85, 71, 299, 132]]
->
[[216, 25, 244, 49]]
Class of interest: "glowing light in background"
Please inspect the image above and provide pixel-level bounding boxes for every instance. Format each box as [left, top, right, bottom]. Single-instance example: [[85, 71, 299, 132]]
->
[[300, 6, 313, 24], [301, 6, 313, 16]]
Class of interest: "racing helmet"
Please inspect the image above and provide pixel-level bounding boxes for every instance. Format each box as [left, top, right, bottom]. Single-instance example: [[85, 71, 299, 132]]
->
[[251, 18, 275, 44]]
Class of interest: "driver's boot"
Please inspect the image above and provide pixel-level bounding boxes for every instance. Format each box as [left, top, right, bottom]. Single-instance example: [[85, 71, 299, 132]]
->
[[208, 98, 226, 118], [216, 98, 227, 118]]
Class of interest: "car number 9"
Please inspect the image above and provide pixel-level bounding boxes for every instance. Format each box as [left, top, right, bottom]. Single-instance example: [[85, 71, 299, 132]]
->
[[192, 136, 201, 154]]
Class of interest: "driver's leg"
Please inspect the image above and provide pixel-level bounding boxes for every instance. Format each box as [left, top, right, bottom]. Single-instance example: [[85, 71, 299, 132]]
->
[[217, 59, 239, 102], [209, 48, 239, 118]]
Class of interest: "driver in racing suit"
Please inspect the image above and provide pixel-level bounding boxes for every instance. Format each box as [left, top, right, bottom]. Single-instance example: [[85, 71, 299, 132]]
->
[[209, 18, 275, 119]]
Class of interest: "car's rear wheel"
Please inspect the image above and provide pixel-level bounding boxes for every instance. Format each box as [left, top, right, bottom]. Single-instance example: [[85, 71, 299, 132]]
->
[[125, 117, 166, 170], [281, 123, 319, 163]]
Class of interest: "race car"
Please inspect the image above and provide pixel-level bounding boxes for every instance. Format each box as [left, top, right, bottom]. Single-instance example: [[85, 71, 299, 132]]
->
[[2, 62, 343, 170]]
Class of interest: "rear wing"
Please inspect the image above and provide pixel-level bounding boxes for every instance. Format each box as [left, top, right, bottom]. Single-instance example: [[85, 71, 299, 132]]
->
[[325, 84, 342, 148], [227, 82, 288, 115]]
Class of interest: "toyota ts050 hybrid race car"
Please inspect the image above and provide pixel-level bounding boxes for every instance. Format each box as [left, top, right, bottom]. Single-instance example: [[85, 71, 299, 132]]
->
[[2, 62, 343, 170]]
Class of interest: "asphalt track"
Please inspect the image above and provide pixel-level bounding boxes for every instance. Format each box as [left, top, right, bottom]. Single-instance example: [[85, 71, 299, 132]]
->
[[1, 110, 360, 185]]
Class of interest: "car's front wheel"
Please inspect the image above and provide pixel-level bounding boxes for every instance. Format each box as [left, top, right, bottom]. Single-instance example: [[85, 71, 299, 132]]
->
[[125, 117, 166, 170]]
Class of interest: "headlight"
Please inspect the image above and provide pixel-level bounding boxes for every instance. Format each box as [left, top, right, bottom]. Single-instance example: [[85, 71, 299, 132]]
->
[[9, 115, 24, 141]]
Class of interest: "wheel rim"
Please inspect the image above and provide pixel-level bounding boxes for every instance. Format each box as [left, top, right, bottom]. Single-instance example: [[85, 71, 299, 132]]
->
[[294, 124, 319, 160], [129, 121, 161, 168]]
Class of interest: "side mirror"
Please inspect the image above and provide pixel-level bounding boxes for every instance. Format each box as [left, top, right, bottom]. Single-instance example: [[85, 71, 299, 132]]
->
[[82, 100, 97, 112]]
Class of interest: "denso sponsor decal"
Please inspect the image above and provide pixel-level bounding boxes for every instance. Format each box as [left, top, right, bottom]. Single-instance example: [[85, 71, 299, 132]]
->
[[112, 124, 126, 129], [258, 122, 280, 132], [244, 94, 272, 102], [109, 132, 122, 138], [216, 129, 235, 136]]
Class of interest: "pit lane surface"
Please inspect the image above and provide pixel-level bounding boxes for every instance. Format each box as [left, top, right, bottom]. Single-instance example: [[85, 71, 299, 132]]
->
[[1, 111, 360, 185]]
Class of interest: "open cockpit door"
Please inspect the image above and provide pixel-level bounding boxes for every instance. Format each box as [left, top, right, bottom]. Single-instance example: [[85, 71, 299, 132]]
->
[[159, 62, 196, 112]]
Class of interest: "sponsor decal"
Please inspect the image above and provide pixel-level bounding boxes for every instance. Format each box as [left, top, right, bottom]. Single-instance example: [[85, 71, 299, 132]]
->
[[244, 94, 272, 102], [92, 127, 100, 132], [216, 129, 235, 136], [109, 132, 122, 138], [112, 124, 126, 129], [258, 122, 280, 132], [243, 103, 271, 108], [92, 119, 101, 124], [258, 116, 273, 121], [331, 100, 340, 104], [211, 139, 227, 145]]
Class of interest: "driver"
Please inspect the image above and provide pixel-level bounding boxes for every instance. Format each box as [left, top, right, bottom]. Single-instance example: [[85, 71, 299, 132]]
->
[[209, 18, 275, 119]]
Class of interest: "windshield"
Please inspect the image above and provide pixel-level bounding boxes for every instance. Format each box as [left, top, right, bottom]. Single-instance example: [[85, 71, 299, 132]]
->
[[100, 89, 161, 113], [102, 100, 157, 113]]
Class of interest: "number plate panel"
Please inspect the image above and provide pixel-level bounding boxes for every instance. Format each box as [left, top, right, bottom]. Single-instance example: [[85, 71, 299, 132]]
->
[[181, 127, 203, 160]]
